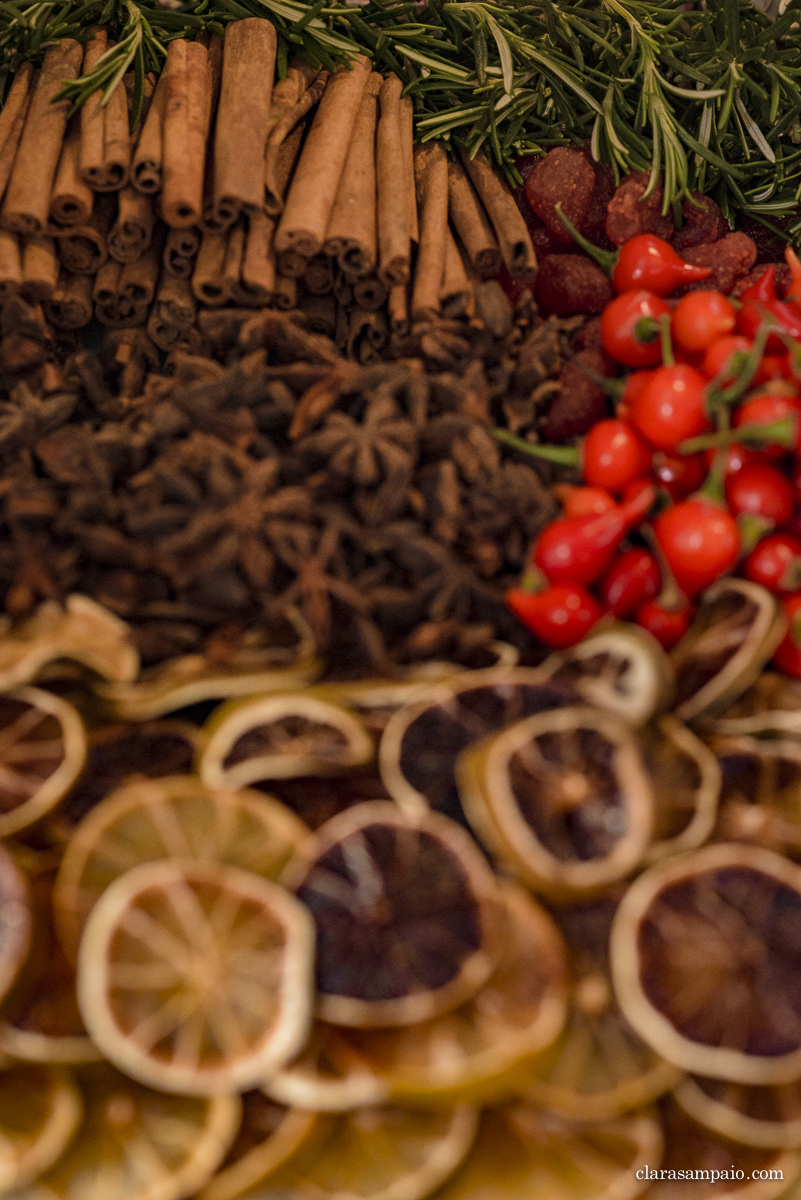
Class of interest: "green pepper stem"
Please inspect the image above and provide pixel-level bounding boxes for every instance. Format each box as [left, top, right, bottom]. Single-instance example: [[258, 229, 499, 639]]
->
[[493, 428, 581, 465], [678, 415, 796, 454], [554, 203, 617, 275], [640, 523, 688, 612], [659, 313, 674, 368]]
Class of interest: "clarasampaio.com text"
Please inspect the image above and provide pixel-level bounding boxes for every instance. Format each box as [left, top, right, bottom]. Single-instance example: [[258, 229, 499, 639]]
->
[[636, 1168, 784, 1182]]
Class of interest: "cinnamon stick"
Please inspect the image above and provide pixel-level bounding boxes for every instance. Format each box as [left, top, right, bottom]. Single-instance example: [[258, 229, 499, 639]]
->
[[55, 195, 114, 275], [388, 283, 409, 335], [222, 221, 246, 302], [21, 236, 58, 303], [79, 31, 131, 190], [93, 258, 122, 310], [376, 75, 411, 287], [447, 159, 501, 278], [162, 40, 212, 229], [352, 275, 387, 311], [399, 94, 418, 243], [163, 226, 200, 279], [46, 269, 92, 329], [131, 67, 168, 194], [211, 19, 277, 226], [460, 148, 537, 280], [120, 235, 162, 308], [50, 118, 93, 226], [324, 72, 381, 278], [241, 212, 276, 306], [263, 70, 328, 215], [276, 248, 310, 280], [266, 58, 319, 137], [303, 254, 335, 296], [302, 293, 337, 338], [440, 228, 473, 318], [348, 307, 387, 362], [0, 231, 22, 299], [0, 63, 35, 204], [275, 56, 371, 259], [148, 275, 196, 350], [412, 142, 448, 320], [2, 41, 83, 235], [272, 274, 297, 311], [193, 229, 229, 305], [108, 187, 155, 262], [263, 121, 305, 220]]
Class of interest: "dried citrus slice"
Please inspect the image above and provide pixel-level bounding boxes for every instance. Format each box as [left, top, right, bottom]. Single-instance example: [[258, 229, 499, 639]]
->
[[260, 1104, 477, 1200], [54, 775, 309, 961], [0, 687, 87, 838], [267, 883, 568, 1109], [674, 1074, 801, 1150], [197, 1094, 319, 1200], [706, 734, 801, 855], [641, 715, 721, 864], [281, 801, 501, 1028], [699, 673, 801, 738], [458, 706, 654, 898], [671, 580, 786, 723], [0, 842, 30, 1006], [197, 694, 375, 788], [540, 624, 674, 726], [29, 1062, 240, 1200], [379, 667, 579, 819], [0, 867, 99, 1065], [427, 1102, 662, 1200], [0, 595, 139, 690], [0, 1062, 81, 1192], [520, 897, 683, 1121], [647, 1096, 801, 1200], [78, 859, 315, 1095], [611, 843, 801, 1084]]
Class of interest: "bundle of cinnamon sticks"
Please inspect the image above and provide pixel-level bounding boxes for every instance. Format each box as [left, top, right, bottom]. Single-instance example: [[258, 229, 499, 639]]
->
[[0, 23, 536, 356]]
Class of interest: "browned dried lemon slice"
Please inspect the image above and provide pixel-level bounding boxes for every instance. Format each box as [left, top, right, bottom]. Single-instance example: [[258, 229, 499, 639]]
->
[[706, 734, 801, 856], [427, 1103, 662, 1200], [0, 1062, 81, 1192], [540, 624, 674, 726], [379, 667, 580, 819], [197, 1094, 319, 1200], [260, 1104, 477, 1200], [671, 579, 786, 723], [78, 859, 315, 1095], [31, 1062, 240, 1200], [520, 896, 683, 1121], [54, 775, 309, 961], [0, 842, 30, 1006], [198, 694, 375, 788], [268, 884, 568, 1109], [0, 595, 139, 690], [281, 801, 501, 1028], [641, 715, 721, 864], [699, 672, 801, 738], [647, 1096, 801, 1200], [458, 706, 654, 899], [674, 1074, 801, 1150], [611, 843, 801, 1084], [0, 687, 86, 838]]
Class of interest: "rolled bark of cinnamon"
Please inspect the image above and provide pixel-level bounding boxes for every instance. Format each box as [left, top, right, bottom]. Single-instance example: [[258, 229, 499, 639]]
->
[[412, 142, 448, 320], [162, 40, 212, 229], [108, 187, 155, 262], [120, 233, 163, 307], [93, 258, 122, 309], [223, 221, 246, 301], [240, 212, 275, 306], [302, 292, 337, 338], [79, 31, 131, 190], [447, 159, 501, 278], [440, 228, 473, 318], [163, 226, 200, 279], [324, 72, 381, 278], [388, 283, 409, 335], [275, 56, 370, 259], [348, 307, 387, 362], [50, 118, 93, 227], [131, 67, 168, 194], [46, 269, 93, 329], [266, 58, 319, 136], [277, 247, 310, 279], [0, 63, 35, 204], [376, 75, 411, 287], [193, 229, 229, 305], [272, 274, 297, 311], [211, 19, 277, 227], [148, 275, 196, 349], [263, 70, 328, 215], [352, 275, 387, 311], [399, 95, 418, 243], [263, 121, 305, 221], [0, 231, 22, 299], [460, 148, 537, 280], [55, 194, 114, 274], [21, 236, 58, 303], [2, 41, 83, 235], [303, 254, 335, 296]]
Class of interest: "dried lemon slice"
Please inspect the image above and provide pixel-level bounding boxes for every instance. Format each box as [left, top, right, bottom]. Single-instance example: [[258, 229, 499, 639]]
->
[[671, 580, 786, 723], [78, 859, 315, 1095], [0, 687, 87, 838], [197, 694, 375, 788], [259, 1104, 478, 1200], [611, 843, 801, 1084], [699, 673, 801, 738], [674, 1074, 801, 1150], [0, 595, 139, 690], [0, 842, 30, 1006], [29, 1062, 240, 1200], [706, 734, 801, 855], [268, 884, 568, 1109], [641, 715, 721, 864], [520, 897, 683, 1121], [540, 624, 674, 726], [0, 1062, 81, 1192], [197, 1094, 319, 1200], [54, 775, 309, 961], [379, 667, 579, 819], [426, 1103, 662, 1200], [281, 801, 501, 1028], [458, 706, 654, 899]]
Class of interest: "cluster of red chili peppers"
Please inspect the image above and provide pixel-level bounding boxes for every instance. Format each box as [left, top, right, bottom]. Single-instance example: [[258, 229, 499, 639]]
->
[[506, 233, 801, 678]]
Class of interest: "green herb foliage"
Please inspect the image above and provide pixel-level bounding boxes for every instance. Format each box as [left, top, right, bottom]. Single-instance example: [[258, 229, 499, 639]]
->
[[3, 0, 801, 232]]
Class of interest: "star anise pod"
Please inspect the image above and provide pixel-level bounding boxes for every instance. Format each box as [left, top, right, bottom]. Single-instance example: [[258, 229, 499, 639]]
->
[[300, 397, 416, 488]]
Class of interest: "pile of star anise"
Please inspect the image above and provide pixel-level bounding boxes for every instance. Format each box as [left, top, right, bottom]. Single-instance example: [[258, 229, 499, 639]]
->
[[0, 286, 591, 674]]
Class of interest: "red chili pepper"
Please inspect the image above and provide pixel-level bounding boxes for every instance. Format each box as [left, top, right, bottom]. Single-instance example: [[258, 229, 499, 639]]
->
[[702, 334, 753, 386], [785, 246, 801, 304], [612, 235, 712, 296], [652, 449, 707, 500], [532, 484, 656, 586], [553, 484, 617, 518], [652, 496, 741, 597], [725, 462, 794, 526], [600, 291, 671, 368], [737, 265, 801, 347], [600, 547, 661, 618], [506, 584, 603, 649], [733, 389, 801, 458], [745, 534, 801, 595], [672, 291, 737, 355], [772, 594, 801, 678], [582, 419, 652, 492], [629, 363, 710, 451], [636, 598, 695, 649]]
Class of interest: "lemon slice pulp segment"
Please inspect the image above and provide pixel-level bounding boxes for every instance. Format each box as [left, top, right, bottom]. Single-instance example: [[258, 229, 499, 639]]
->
[[706, 734, 801, 855], [197, 1093, 319, 1200], [641, 715, 721, 864], [0, 687, 87, 839], [674, 1074, 801, 1150], [0, 1062, 81, 1192], [0, 843, 30, 1006]]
